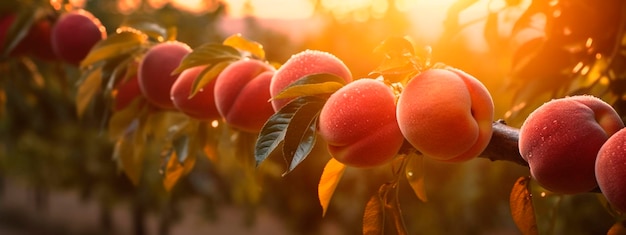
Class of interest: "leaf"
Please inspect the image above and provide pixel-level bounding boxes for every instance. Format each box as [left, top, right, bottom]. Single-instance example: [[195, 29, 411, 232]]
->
[[80, 31, 146, 68], [282, 98, 325, 174], [172, 43, 241, 75], [272, 73, 347, 101], [76, 67, 102, 119], [372, 36, 415, 57], [113, 130, 143, 185], [223, 33, 265, 60], [118, 16, 173, 42], [318, 158, 346, 217], [162, 148, 197, 192], [363, 189, 385, 235], [608, 221, 626, 235], [107, 98, 144, 141], [173, 135, 191, 163], [510, 176, 538, 235], [2, 7, 36, 57], [189, 60, 232, 98], [255, 96, 313, 166], [405, 153, 427, 202]]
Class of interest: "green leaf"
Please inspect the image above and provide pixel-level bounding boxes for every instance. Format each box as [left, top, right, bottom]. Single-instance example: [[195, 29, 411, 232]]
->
[[189, 60, 233, 98], [272, 73, 347, 101], [282, 98, 325, 174], [255, 96, 313, 166], [223, 33, 265, 60], [318, 158, 346, 217], [76, 66, 103, 119], [173, 135, 190, 163], [510, 176, 538, 235], [405, 153, 427, 202], [80, 31, 146, 68], [2, 7, 36, 57], [118, 16, 174, 42], [172, 43, 241, 75]]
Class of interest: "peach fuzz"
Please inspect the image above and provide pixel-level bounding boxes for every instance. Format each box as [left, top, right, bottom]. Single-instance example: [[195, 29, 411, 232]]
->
[[214, 59, 276, 133], [318, 78, 404, 168], [519, 95, 624, 194], [396, 68, 494, 162], [596, 128, 626, 212], [51, 9, 106, 65], [170, 66, 220, 121], [137, 41, 191, 110], [270, 49, 352, 112]]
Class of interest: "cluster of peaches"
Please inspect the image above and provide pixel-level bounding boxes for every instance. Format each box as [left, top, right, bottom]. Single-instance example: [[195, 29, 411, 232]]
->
[[0, 9, 106, 64], [519, 95, 626, 213], [124, 39, 496, 168]]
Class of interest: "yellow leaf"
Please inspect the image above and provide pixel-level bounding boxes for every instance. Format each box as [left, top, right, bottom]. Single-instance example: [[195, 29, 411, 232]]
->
[[163, 152, 196, 192], [108, 98, 144, 141], [272, 82, 344, 101], [318, 158, 346, 217], [80, 31, 146, 68], [113, 131, 143, 185], [405, 153, 427, 202], [189, 61, 232, 98], [510, 176, 538, 235], [223, 33, 265, 60], [76, 67, 102, 119]]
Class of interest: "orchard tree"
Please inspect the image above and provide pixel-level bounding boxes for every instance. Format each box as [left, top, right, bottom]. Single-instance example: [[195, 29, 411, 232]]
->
[[1, 0, 626, 235]]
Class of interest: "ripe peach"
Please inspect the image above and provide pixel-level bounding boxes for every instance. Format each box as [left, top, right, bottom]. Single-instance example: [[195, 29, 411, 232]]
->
[[51, 9, 106, 65], [0, 14, 55, 59], [270, 49, 352, 112], [214, 59, 276, 133], [113, 74, 142, 111], [596, 128, 626, 212], [519, 95, 624, 194], [318, 78, 404, 168], [170, 66, 220, 121], [138, 41, 191, 110], [396, 68, 494, 162]]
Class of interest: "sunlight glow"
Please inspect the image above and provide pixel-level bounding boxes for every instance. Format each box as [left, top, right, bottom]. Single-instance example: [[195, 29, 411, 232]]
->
[[226, 0, 315, 19]]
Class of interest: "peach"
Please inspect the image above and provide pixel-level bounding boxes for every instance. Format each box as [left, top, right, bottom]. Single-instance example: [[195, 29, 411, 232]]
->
[[170, 66, 220, 121], [519, 95, 624, 194], [51, 9, 106, 65], [596, 128, 626, 212], [318, 78, 404, 168], [214, 59, 276, 133], [396, 68, 494, 162], [113, 74, 142, 111], [138, 41, 191, 110], [270, 49, 352, 111], [0, 14, 55, 59]]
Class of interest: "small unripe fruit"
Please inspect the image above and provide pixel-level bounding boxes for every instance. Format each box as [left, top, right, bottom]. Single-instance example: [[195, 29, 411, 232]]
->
[[270, 50, 352, 111], [318, 78, 404, 168], [170, 66, 220, 121], [396, 68, 494, 162], [214, 59, 276, 133], [138, 41, 191, 110], [596, 128, 626, 212], [51, 9, 106, 65], [519, 95, 624, 194]]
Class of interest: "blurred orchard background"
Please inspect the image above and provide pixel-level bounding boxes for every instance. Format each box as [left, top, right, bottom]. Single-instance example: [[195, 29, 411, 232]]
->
[[0, 0, 624, 234]]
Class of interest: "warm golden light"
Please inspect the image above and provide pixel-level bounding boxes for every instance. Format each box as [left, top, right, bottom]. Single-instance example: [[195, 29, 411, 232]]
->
[[225, 0, 315, 19]]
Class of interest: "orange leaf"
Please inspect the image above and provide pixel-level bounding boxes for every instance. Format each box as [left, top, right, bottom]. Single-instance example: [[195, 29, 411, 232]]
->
[[163, 152, 196, 192], [510, 176, 538, 235], [318, 158, 346, 217], [405, 153, 427, 202]]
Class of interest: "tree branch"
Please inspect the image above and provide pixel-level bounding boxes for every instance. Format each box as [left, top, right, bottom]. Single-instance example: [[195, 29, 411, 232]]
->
[[480, 120, 528, 167]]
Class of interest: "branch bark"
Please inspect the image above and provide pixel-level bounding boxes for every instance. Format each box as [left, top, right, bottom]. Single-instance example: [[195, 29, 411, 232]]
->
[[480, 120, 528, 167]]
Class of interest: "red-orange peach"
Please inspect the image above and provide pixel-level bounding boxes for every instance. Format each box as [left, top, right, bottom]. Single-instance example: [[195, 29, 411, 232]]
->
[[318, 78, 404, 168], [138, 41, 191, 110], [519, 95, 624, 194], [270, 49, 352, 111], [51, 9, 106, 65], [214, 59, 276, 133], [113, 74, 142, 111], [170, 66, 220, 121], [596, 128, 626, 212], [396, 68, 494, 162]]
